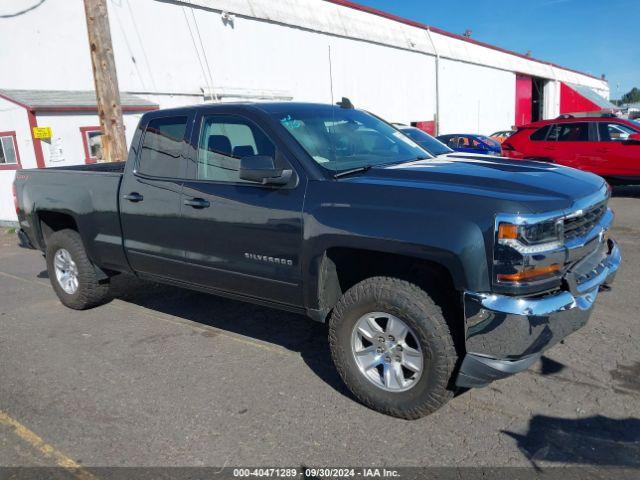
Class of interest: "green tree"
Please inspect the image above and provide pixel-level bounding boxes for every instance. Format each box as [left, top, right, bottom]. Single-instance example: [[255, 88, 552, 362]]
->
[[620, 87, 640, 105]]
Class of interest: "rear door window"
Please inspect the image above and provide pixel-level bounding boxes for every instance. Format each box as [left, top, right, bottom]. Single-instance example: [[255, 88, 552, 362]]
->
[[549, 122, 590, 142], [598, 123, 637, 142], [138, 116, 188, 178], [530, 125, 551, 141]]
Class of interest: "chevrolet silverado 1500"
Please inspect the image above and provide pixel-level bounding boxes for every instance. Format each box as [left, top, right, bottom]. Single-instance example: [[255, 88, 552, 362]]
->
[[14, 102, 621, 418]]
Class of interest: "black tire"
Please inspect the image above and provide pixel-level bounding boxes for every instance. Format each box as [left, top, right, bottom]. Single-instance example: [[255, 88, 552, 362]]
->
[[328, 277, 457, 419], [46, 229, 110, 310]]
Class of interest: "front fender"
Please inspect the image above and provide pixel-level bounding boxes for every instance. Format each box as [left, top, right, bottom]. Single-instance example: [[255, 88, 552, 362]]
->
[[301, 200, 491, 312]]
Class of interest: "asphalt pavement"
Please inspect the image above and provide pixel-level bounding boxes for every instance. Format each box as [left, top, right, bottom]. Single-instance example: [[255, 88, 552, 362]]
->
[[1, 189, 639, 472]]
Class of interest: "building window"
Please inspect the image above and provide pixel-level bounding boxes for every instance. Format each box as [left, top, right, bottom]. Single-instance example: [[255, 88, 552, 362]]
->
[[80, 126, 104, 164], [0, 132, 21, 170]]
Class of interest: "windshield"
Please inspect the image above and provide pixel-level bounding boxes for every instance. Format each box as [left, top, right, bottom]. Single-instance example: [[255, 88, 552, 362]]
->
[[399, 127, 453, 156], [273, 106, 432, 172]]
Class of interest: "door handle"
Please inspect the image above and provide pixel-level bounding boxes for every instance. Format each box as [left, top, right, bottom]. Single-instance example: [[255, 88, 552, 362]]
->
[[183, 197, 210, 209], [123, 192, 144, 202]]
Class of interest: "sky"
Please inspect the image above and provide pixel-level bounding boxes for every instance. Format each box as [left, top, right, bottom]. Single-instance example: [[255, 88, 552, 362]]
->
[[355, 0, 639, 99]]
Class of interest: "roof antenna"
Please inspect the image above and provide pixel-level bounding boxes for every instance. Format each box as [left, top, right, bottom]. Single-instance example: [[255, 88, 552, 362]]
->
[[337, 97, 354, 109]]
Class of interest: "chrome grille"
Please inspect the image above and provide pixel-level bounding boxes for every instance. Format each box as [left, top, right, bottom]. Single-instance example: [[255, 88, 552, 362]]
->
[[563, 202, 607, 241]]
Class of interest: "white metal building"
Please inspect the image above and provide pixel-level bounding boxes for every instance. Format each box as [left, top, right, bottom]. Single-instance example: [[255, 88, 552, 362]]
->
[[0, 0, 612, 223]]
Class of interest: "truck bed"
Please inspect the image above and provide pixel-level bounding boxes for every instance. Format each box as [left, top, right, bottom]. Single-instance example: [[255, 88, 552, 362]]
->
[[14, 162, 130, 274]]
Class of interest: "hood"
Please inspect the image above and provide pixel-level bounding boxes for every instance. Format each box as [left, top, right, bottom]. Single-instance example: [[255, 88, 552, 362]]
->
[[342, 155, 606, 213]]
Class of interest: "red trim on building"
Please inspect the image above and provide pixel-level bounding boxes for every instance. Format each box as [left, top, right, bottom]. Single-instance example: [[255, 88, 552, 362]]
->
[[324, 0, 600, 81], [79, 126, 102, 164], [515, 74, 533, 126], [0, 92, 46, 168], [27, 110, 46, 169], [0, 131, 22, 171], [560, 83, 602, 115], [0, 92, 30, 110]]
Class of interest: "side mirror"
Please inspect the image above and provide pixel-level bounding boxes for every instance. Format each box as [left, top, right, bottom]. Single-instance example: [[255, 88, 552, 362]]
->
[[623, 133, 640, 145], [239, 155, 292, 186]]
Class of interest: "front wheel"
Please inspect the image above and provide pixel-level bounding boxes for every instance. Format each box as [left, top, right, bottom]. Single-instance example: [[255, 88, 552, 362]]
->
[[46, 229, 110, 310], [328, 277, 457, 419]]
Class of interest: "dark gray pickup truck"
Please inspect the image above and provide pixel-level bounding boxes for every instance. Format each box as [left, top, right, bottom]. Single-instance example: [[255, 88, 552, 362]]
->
[[14, 102, 621, 419]]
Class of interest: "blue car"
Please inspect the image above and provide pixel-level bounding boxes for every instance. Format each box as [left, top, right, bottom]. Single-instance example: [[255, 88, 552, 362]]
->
[[436, 134, 502, 155]]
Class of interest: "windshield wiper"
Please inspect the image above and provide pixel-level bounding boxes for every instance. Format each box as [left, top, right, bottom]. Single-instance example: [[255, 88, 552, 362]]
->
[[333, 165, 372, 179]]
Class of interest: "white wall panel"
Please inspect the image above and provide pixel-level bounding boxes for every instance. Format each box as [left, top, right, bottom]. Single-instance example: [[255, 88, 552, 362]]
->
[[438, 59, 515, 135], [35, 113, 142, 167], [328, 38, 436, 123], [543, 80, 561, 119], [110, 0, 435, 121], [0, 0, 609, 96], [0, 171, 18, 223], [0, 97, 36, 223], [179, 0, 608, 91], [0, 0, 94, 91]]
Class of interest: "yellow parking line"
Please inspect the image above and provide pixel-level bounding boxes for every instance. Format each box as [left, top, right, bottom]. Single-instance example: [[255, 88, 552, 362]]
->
[[0, 409, 98, 480]]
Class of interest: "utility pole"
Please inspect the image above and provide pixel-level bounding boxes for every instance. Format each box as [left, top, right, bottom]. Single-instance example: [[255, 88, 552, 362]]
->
[[83, 0, 127, 163]]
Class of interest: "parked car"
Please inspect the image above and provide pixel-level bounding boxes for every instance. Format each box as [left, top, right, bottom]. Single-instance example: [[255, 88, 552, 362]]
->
[[15, 102, 620, 419], [395, 125, 454, 156], [503, 117, 640, 184], [437, 134, 503, 155], [490, 130, 515, 143]]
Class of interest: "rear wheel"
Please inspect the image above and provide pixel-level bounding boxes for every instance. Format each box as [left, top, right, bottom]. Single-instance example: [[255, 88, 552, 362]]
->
[[328, 276, 457, 419], [46, 229, 110, 310]]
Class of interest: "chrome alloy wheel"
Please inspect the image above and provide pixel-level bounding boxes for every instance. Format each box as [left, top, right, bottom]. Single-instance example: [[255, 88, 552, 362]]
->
[[351, 312, 424, 392], [54, 248, 79, 295]]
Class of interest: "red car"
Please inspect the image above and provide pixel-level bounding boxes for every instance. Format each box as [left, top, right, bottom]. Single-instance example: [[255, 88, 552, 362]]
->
[[503, 117, 640, 184]]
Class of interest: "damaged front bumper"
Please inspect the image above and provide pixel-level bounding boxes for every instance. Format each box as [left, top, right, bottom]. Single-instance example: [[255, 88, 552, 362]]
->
[[456, 238, 621, 388]]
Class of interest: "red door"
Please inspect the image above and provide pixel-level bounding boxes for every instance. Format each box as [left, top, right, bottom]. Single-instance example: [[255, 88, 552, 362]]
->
[[588, 122, 640, 177], [545, 122, 591, 169], [515, 75, 533, 126]]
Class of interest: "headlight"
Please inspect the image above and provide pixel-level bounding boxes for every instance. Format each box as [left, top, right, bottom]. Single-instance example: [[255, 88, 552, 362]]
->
[[497, 219, 563, 254], [494, 217, 565, 286]]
